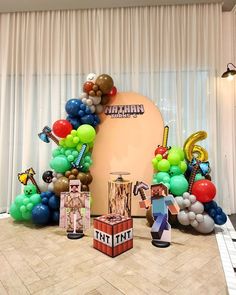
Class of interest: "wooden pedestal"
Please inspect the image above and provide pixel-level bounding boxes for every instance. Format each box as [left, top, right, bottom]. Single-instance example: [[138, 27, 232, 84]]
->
[[108, 180, 132, 217]]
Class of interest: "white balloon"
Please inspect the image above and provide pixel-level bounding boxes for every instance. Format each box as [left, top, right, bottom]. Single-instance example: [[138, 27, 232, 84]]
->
[[82, 97, 87, 104], [191, 220, 199, 227], [177, 210, 190, 226], [189, 194, 197, 203], [38, 182, 48, 192], [196, 214, 204, 223], [95, 104, 104, 114], [80, 92, 88, 99], [189, 201, 204, 214], [89, 105, 96, 113], [87, 73, 97, 82], [52, 177, 57, 183], [188, 211, 196, 220], [195, 214, 215, 234], [57, 173, 63, 178], [48, 182, 54, 191], [183, 199, 191, 208], [183, 192, 190, 199], [86, 98, 93, 106], [92, 96, 102, 105]]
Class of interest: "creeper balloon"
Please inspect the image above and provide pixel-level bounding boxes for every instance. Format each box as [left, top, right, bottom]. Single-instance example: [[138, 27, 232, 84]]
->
[[133, 181, 180, 247]]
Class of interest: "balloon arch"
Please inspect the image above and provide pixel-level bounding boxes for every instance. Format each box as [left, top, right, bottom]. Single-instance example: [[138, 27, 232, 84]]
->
[[10, 73, 227, 233]]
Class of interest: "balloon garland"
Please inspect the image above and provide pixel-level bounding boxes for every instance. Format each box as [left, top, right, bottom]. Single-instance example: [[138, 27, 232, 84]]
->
[[10, 73, 117, 226], [151, 128, 227, 233], [10, 75, 226, 233]]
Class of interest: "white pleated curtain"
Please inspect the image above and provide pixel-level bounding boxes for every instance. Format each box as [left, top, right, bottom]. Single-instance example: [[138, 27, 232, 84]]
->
[[0, 4, 225, 213]]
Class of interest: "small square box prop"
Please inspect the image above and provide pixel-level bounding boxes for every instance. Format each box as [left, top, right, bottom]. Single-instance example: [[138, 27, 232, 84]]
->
[[93, 214, 133, 257]]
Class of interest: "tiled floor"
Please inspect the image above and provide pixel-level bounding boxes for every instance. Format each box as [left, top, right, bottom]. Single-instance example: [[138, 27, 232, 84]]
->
[[0, 216, 227, 294]]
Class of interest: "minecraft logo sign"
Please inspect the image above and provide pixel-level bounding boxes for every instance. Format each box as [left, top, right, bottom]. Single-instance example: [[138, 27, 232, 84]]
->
[[104, 104, 145, 118]]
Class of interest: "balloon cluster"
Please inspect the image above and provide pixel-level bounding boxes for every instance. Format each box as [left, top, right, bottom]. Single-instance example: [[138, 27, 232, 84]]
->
[[204, 201, 227, 225], [152, 146, 188, 196], [81, 73, 117, 115], [150, 128, 227, 234], [176, 192, 215, 234], [65, 99, 100, 129], [10, 73, 116, 226], [10, 184, 41, 221], [32, 191, 60, 226]]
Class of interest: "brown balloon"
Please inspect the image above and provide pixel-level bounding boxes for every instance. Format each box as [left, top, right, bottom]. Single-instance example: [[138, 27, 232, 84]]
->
[[81, 184, 89, 191], [71, 168, 79, 176], [96, 90, 103, 97], [89, 90, 95, 97], [68, 174, 76, 180], [92, 84, 99, 91], [65, 171, 71, 178], [95, 74, 114, 94], [77, 172, 87, 184], [53, 177, 69, 196], [100, 95, 110, 105], [85, 172, 93, 185]]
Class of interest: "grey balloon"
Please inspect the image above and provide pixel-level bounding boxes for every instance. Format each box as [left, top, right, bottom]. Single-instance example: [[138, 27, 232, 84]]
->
[[195, 214, 215, 234], [175, 196, 185, 209], [177, 210, 190, 226], [189, 201, 204, 214]]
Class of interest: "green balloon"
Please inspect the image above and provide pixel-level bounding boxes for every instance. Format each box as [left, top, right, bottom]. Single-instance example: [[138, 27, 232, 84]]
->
[[157, 159, 170, 172], [65, 137, 77, 148], [14, 194, 25, 207], [10, 203, 23, 221], [72, 151, 79, 157], [167, 152, 181, 165], [22, 211, 32, 221], [30, 194, 41, 205], [84, 155, 91, 162], [50, 155, 71, 173], [23, 197, 30, 205], [26, 203, 33, 211], [52, 148, 61, 157], [77, 124, 96, 144], [67, 155, 74, 162], [156, 154, 162, 161], [65, 150, 72, 156], [73, 137, 80, 144], [169, 166, 182, 177], [152, 158, 158, 170], [153, 172, 170, 183], [20, 205, 26, 213], [179, 161, 187, 173], [169, 146, 185, 161], [195, 173, 205, 181], [24, 184, 37, 196], [170, 175, 188, 195]]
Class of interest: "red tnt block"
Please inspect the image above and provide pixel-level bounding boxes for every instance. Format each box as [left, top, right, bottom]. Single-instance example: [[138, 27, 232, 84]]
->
[[93, 214, 133, 257]]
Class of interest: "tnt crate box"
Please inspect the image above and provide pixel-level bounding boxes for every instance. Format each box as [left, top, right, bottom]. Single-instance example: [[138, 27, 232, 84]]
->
[[93, 214, 133, 257]]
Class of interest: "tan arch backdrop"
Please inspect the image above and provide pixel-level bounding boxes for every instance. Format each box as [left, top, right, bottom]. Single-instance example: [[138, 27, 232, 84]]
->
[[90, 92, 164, 216]]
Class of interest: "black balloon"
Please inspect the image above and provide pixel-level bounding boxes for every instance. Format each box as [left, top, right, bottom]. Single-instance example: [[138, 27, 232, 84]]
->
[[42, 171, 53, 183]]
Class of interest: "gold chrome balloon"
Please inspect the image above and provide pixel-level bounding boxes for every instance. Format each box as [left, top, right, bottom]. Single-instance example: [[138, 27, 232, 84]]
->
[[183, 131, 208, 162]]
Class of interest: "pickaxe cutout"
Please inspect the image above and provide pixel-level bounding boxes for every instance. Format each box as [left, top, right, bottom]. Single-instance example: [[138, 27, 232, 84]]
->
[[38, 126, 59, 145], [133, 181, 150, 209], [18, 167, 41, 193]]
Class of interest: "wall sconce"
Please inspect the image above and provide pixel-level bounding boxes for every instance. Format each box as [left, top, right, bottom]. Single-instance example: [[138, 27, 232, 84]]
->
[[221, 63, 236, 80]]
